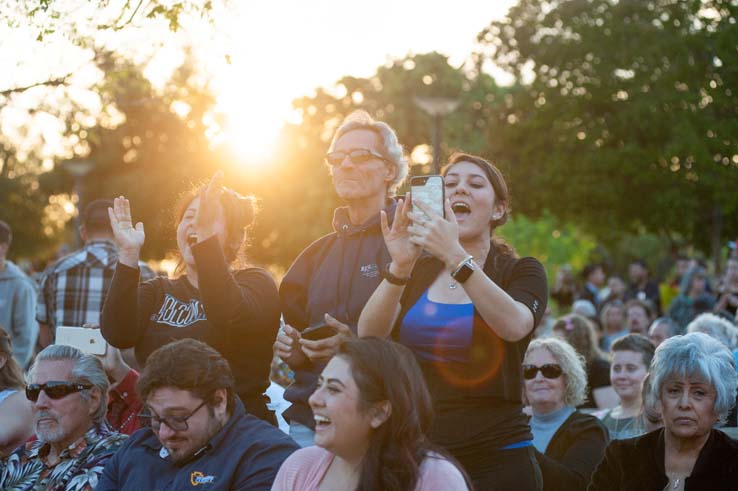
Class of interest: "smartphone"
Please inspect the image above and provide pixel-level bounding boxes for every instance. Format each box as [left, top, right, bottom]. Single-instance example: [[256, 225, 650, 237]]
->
[[411, 175, 445, 219], [301, 323, 338, 341], [56, 326, 107, 355]]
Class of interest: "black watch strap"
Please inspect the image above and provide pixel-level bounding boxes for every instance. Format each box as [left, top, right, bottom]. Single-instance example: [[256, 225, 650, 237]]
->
[[381, 264, 411, 285], [451, 258, 476, 284]]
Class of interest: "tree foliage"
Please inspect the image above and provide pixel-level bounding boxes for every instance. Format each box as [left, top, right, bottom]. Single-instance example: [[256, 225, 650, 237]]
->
[[477, 0, 738, 257]]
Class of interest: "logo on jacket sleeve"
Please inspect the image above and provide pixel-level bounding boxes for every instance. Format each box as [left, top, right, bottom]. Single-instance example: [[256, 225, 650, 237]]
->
[[190, 471, 216, 486], [360, 263, 379, 278]]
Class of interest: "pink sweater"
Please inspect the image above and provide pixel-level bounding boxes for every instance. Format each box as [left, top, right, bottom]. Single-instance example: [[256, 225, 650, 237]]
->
[[271, 446, 468, 491]]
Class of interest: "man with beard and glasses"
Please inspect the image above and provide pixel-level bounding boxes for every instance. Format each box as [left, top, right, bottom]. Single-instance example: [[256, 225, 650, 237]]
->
[[0, 345, 127, 490], [96, 338, 298, 491]]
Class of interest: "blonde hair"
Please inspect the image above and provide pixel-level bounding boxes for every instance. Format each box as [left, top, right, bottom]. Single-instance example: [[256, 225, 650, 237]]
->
[[525, 337, 588, 407]]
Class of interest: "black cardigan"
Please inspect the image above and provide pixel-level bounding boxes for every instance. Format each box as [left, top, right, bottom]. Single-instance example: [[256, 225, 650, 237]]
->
[[588, 428, 738, 490], [535, 411, 609, 491]]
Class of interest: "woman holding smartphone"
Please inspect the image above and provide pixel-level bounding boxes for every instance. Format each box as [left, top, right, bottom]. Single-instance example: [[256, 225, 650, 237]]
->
[[359, 152, 548, 490], [101, 172, 280, 423]]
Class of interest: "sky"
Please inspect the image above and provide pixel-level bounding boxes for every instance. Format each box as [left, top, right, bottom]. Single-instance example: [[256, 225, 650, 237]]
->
[[193, 0, 518, 160], [1, 0, 517, 165]]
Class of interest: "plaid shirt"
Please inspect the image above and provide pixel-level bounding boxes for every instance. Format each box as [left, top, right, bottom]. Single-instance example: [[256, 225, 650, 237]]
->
[[37, 240, 156, 333], [0, 423, 127, 491]]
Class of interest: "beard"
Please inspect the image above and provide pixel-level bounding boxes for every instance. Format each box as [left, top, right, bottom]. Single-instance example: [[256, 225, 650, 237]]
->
[[164, 413, 224, 464], [35, 411, 67, 443]]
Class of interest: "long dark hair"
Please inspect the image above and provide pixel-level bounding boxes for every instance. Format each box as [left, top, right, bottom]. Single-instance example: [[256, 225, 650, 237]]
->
[[0, 325, 25, 391], [442, 152, 516, 261], [338, 338, 470, 491]]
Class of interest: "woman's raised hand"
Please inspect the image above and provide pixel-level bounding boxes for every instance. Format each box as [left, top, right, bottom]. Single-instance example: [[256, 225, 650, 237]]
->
[[380, 197, 421, 276], [108, 196, 145, 267], [195, 170, 226, 241]]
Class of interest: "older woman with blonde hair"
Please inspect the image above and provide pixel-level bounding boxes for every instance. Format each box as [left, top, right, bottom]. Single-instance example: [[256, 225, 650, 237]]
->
[[589, 332, 738, 490], [524, 337, 609, 491]]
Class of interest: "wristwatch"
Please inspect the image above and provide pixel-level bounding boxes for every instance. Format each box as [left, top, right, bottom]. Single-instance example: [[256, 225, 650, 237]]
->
[[451, 256, 476, 284], [381, 263, 411, 285]]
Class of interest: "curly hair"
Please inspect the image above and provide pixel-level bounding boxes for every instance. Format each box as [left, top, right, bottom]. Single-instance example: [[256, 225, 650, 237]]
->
[[525, 337, 588, 407]]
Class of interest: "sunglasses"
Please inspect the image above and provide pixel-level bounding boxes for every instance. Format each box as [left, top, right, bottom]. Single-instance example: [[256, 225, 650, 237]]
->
[[522, 364, 563, 380], [138, 400, 207, 433], [324, 148, 390, 166], [26, 381, 92, 402]]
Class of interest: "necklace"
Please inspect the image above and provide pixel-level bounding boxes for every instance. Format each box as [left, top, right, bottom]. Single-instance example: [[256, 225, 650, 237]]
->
[[447, 254, 485, 290]]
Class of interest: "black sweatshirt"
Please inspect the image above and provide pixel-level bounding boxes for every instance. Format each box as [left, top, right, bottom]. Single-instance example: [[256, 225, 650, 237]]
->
[[101, 237, 280, 423], [535, 411, 609, 491]]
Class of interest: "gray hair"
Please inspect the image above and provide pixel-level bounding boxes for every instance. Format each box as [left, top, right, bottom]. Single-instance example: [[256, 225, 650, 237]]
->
[[649, 317, 680, 337], [526, 337, 588, 407], [649, 332, 738, 424], [687, 313, 738, 350], [329, 110, 409, 197], [28, 345, 109, 423]]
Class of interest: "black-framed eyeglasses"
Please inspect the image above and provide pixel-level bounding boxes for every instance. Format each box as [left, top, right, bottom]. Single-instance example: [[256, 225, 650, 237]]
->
[[325, 148, 390, 167], [522, 364, 563, 380], [138, 400, 208, 433], [26, 381, 92, 402]]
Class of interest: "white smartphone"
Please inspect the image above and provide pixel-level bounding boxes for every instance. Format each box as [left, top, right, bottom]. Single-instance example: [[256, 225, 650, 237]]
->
[[56, 326, 107, 355], [411, 175, 445, 219]]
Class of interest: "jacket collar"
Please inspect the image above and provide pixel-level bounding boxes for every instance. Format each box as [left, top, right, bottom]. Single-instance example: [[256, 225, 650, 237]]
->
[[652, 428, 733, 479], [332, 200, 397, 236], [143, 396, 247, 464]]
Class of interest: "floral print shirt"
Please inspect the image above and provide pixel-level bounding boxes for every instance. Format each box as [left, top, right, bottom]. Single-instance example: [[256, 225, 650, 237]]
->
[[0, 423, 127, 491]]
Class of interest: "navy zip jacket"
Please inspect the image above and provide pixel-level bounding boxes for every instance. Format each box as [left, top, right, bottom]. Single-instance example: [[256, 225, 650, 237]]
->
[[95, 397, 299, 491], [279, 201, 395, 429]]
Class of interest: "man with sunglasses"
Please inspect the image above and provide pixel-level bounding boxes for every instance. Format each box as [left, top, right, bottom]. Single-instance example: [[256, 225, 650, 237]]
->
[[0, 344, 127, 490], [275, 109, 408, 447], [96, 338, 298, 491]]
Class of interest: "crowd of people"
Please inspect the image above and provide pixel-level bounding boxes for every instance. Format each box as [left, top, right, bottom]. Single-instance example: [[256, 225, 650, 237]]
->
[[1, 109, 738, 490]]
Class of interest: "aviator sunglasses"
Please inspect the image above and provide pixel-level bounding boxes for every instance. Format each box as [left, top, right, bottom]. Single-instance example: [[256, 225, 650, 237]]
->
[[324, 148, 390, 166], [26, 381, 92, 402], [522, 364, 563, 380]]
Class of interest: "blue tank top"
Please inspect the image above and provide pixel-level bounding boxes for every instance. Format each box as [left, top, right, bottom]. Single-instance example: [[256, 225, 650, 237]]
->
[[399, 290, 474, 363]]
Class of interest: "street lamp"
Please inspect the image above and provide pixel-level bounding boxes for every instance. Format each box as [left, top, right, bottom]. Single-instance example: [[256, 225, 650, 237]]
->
[[61, 158, 94, 247], [414, 96, 460, 174]]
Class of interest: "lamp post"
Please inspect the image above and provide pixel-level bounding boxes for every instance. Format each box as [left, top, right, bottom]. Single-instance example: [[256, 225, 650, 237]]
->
[[414, 96, 460, 174], [62, 158, 94, 247]]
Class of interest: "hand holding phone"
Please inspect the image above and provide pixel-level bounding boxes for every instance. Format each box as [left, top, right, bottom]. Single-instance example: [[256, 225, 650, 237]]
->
[[410, 175, 445, 220], [301, 323, 339, 341], [55, 326, 108, 355]]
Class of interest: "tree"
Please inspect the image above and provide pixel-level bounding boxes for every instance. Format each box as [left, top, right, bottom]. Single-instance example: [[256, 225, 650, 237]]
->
[[246, 52, 507, 268], [477, 0, 738, 265], [0, 1, 218, 260]]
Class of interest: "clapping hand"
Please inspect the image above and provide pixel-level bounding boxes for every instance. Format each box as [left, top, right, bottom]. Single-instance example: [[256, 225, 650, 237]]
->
[[108, 196, 145, 267], [195, 171, 226, 243]]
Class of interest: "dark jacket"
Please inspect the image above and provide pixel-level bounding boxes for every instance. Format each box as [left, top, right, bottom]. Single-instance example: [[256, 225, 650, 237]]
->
[[96, 397, 299, 491], [280, 202, 395, 428], [535, 411, 609, 491], [101, 237, 280, 423], [588, 428, 738, 490]]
